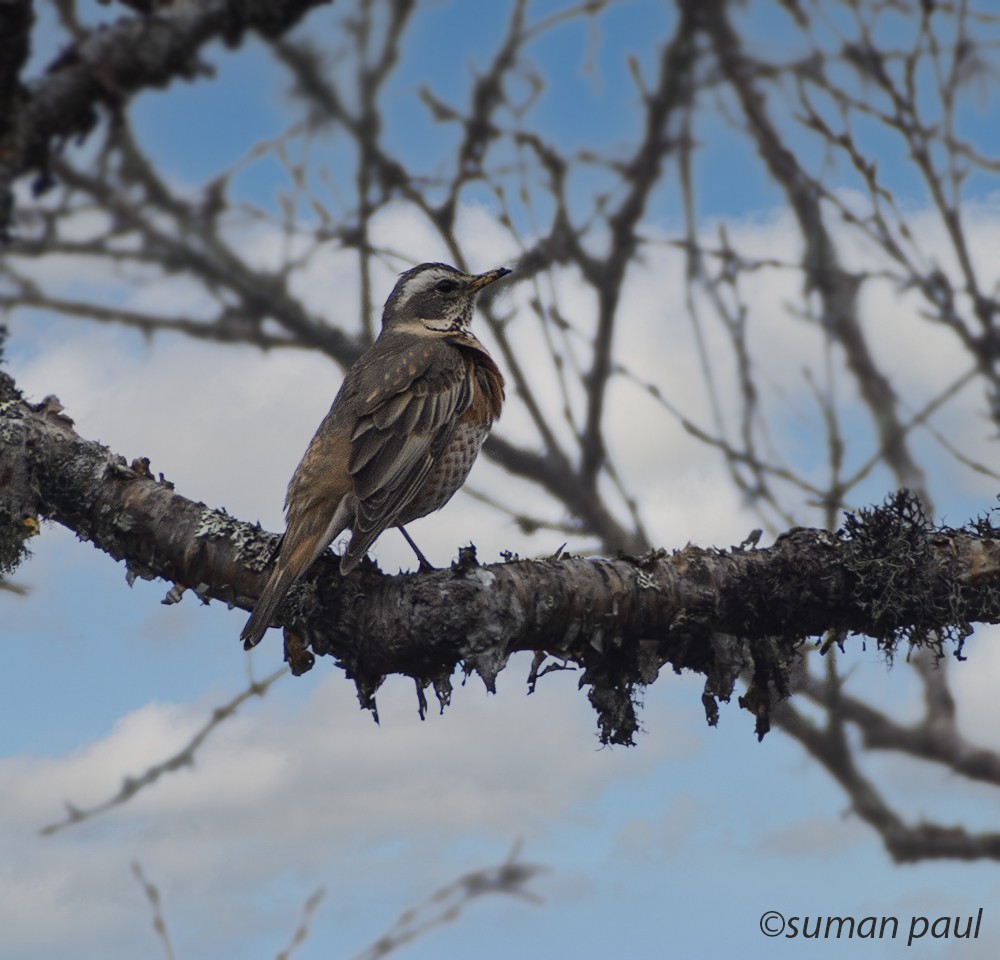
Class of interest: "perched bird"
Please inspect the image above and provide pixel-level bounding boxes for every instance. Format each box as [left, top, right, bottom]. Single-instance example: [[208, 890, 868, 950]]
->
[[240, 262, 508, 650]]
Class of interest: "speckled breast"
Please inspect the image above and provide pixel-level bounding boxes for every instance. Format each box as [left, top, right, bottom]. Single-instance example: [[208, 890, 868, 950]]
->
[[397, 420, 490, 524]]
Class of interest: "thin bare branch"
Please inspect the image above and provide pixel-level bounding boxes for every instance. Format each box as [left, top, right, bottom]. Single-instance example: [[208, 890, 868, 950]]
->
[[132, 862, 176, 960], [351, 841, 545, 960], [40, 667, 288, 835]]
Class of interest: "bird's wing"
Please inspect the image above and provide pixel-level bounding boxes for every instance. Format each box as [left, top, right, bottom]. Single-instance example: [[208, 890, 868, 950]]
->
[[345, 334, 473, 557]]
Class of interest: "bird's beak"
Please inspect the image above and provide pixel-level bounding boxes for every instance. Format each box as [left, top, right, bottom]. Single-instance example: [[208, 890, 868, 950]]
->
[[468, 267, 511, 292]]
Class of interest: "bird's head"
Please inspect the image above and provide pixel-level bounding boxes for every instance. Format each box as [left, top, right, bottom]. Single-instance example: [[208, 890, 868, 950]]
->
[[380, 262, 510, 334]]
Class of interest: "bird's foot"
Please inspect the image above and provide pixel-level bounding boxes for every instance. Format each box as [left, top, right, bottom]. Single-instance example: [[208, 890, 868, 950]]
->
[[396, 524, 436, 573]]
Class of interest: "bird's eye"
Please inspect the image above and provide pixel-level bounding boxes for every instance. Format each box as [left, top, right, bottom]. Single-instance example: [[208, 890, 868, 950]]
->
[[435, 279, 458, 293]]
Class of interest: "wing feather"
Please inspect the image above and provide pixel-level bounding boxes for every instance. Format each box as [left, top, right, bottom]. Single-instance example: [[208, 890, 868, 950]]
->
[[341, 334, 474, 567]]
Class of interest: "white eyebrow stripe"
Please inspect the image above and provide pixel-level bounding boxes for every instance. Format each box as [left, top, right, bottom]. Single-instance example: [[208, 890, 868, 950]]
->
[[395, 267, 459, 305]]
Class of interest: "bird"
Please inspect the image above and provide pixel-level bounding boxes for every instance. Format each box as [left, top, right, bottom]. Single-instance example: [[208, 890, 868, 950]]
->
[[240, 261, 509, 650]]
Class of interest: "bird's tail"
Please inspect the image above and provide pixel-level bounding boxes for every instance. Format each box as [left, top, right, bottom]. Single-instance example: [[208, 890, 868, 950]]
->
[[240, 563, 299, 650], [241, 500, 351, 649]]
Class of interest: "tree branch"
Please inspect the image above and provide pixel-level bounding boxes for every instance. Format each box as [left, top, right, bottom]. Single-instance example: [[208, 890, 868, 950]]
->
[[699, 0, 930, 500], [4, 365, 1000, 746], [773, 679, 1000, 864], [0, 0, 333, 235], [39, 666, 288, 837]]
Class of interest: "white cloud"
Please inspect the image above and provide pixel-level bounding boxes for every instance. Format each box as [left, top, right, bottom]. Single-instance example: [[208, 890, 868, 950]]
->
[[0, 664, 693, 955]]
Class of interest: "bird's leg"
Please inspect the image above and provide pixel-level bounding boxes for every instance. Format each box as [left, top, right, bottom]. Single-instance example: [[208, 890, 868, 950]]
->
[[396, 525, 435, 572]]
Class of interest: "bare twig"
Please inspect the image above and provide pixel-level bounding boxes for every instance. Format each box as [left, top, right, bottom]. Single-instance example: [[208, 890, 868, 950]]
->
[[40, 667, 288, 835], [351, 841, 545, 960], [276, 887, 327, 960], [132, 862, 176, 960]]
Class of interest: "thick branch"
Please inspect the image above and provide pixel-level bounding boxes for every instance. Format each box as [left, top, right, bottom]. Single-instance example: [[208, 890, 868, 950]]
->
[[795, 658, 1000, 787], [773, 688, 1000, 864], [0, 0, 332, 234], [4, 367, 1000, 745]]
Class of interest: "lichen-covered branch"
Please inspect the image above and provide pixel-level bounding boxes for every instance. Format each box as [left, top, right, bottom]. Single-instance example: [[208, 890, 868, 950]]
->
[[5, 366, 1000, 746]]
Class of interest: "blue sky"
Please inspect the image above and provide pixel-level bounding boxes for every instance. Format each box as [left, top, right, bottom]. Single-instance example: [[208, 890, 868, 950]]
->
[[5, 2, 1000, 958]]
